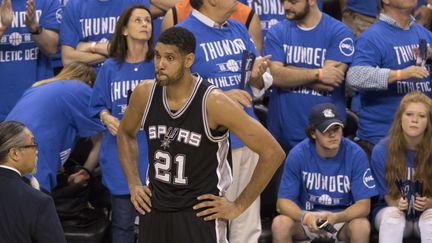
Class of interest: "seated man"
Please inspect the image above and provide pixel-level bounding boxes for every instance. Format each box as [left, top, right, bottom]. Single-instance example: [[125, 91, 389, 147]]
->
[[272, 103, 378, 243]]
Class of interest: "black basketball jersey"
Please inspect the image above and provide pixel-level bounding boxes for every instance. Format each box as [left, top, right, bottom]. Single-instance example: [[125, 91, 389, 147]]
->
[[142, 76, 232, 212]]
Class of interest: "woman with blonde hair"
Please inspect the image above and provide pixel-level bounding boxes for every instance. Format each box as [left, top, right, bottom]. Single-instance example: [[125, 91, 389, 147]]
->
[[6, 62, 104, 192], [371, 91, 432, 242]]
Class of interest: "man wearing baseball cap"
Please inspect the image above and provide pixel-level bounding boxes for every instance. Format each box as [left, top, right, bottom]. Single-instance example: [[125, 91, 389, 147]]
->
[[272, 103, 378, 243]]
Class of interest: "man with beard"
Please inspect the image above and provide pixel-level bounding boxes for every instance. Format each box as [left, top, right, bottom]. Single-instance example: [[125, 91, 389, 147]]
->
[[116, 27, 285, 243], [272, 103, 378, 243], [263, 0, 355, 153]]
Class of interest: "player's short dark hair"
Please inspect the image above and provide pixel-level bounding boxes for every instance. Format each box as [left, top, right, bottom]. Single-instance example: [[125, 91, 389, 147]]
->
[[190, 0, 203, 10], [158, 27, 196, 54]]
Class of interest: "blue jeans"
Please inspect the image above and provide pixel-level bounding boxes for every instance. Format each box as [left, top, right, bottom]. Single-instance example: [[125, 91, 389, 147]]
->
[[111, 195, 137, 243]]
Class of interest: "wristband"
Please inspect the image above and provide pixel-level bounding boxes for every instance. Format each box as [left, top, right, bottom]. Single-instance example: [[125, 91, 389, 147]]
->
[[396, 70, 401, 81], [80, 166, 92, 177], [29, 26, 43, 35], [90, 42, 97, 54], [301, 212, 310, 225]]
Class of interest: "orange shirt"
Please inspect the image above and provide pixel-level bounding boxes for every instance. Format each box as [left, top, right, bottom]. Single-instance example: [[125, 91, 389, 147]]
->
[[172, 0, 254, 29]]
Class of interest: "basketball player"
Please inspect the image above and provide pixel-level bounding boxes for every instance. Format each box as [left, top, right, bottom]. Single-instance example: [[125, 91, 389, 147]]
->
[[117, 27, 285, 243], [272, 103, 378, 243]]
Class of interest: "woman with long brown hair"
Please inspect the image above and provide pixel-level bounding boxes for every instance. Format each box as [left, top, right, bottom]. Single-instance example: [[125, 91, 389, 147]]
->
[[89, 5, 154, 243], [371, 91, 432, 242]]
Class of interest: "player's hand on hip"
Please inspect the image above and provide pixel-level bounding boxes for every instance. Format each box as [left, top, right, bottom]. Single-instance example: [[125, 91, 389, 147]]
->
[[224, 89, 252, 109], [130, 185, 152, 215], [193, 194, 242, 221]]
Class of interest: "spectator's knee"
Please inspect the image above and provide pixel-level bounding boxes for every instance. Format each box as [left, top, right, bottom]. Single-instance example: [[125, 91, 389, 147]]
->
[[348, 217, 371, 236], [419, 208, 432, 230], [272, 215, 295, 238], [381, 207, 405, 225]]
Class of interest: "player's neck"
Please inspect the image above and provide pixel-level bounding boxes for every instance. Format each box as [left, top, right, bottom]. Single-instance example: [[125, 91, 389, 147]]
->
[[166, 73, 196, 109], [296, 8, 322, 29]]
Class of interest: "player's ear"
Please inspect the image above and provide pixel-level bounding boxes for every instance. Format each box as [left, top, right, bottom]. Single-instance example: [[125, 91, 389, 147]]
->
[[184, 52, 195, 68]]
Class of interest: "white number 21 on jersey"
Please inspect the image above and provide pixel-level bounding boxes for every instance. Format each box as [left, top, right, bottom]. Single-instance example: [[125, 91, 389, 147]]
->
[[154, 150, 188, 185]]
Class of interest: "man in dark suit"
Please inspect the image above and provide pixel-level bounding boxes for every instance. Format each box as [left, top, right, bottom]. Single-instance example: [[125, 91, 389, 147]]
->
[[0, 121, 66, 243]]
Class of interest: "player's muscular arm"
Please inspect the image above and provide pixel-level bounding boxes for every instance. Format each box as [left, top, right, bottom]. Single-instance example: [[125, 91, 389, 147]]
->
[[117, 80, 154, 214], [193, 89, 285, 221], [270, 60, 347, 89]]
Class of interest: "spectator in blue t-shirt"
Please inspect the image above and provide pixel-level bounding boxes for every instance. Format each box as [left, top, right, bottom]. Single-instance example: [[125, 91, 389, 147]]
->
[[6, 62, 105, 192], [370, 91, 432, 243], [263, 0, 354, 152], [346, 0, 432, 157], [0, 0, 60, 121], [272, 103, 378, 243], [89, 5, 154, 243]]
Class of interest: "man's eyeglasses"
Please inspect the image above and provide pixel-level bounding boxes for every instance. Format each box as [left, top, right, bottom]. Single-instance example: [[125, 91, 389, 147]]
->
[[16, 143, 38, 150]]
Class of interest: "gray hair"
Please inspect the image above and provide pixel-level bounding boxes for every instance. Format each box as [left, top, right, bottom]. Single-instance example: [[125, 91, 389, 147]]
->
[[0, 121, 28, 164]]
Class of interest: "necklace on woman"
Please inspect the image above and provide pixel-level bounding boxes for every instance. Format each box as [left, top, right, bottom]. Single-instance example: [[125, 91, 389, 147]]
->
[[131, 61, 143, 72]]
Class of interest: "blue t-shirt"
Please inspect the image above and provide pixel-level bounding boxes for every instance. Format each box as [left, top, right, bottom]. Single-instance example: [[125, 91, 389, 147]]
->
[[239, 0, 323, 39], [263, 14, 354, 150], [177, 14, 259, 149], [6, 80, 105, 191], [0, 0, 61, 121], [370, 137, 416, 219], [347, 0, 380, 17], [278, 138, 378, 212], [60, 0, 150, 69], [351, 20, 432, 144], [90, 58, 154, 195]]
